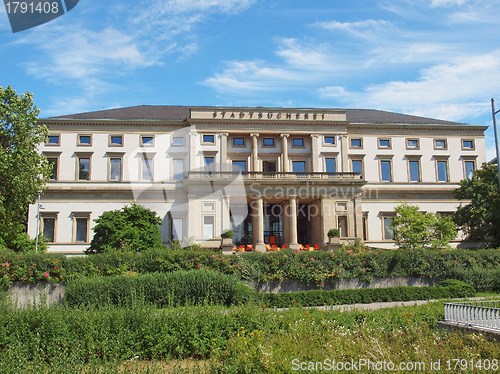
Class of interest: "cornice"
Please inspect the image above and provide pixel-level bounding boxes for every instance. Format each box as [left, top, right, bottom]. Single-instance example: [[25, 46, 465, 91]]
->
[[348, 123, 488, 132], [39, 118, 188, 127]]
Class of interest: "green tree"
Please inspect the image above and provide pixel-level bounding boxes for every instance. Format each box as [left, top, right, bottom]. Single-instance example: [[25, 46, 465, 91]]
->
[[0, 86, 50, 251], [391, 202, 457, 251], [87, 202, 164, 254], [454, 162, 500, 248]]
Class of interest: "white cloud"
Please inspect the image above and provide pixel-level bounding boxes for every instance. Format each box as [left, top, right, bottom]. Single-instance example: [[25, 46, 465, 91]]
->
[[320, 51, 500, 121], [430, 0, 467, 7]]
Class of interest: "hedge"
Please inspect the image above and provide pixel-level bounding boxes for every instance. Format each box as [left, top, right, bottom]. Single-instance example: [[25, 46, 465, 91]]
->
[[1, 247, 500, 291], [261, 279, 476, 308], [65, 270, 256, 308]]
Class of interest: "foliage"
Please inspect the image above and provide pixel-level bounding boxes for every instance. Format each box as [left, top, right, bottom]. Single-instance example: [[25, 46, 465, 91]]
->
[[64, 270, 254, 308], [455, 162, 500, 248], [391, 202, 457, 251], [0, 86, 51, 251], [261, 282, 475, 308], [220, 230, 234, 238], [327, 228, 340, 238], [87, 202, 163, 254]]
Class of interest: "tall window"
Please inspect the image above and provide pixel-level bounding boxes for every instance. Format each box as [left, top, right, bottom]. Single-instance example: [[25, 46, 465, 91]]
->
[[172, 218, 183, 240], [409, 160, 420, 182], [352, 160, 363, 176], [262, 160, 276, 172], [204, 156, 215, 171], [380, 160, 392, 182], [464, 161, 475, 180], [78, 157, 90, 180], [232, 160, 246, 172], [141, 158, 153, 181], [383, 217, 394, 240], [325, 158, 336, 173], [292, 161, 306, 173], [204, 216, 215, 239], [172, 159, 184, 181], [109, 158, 122, 181], [42, 216, 55, 243], [437, 160, 448, 182], [72, 213, 90, 243], [47, 158, 58, 180]]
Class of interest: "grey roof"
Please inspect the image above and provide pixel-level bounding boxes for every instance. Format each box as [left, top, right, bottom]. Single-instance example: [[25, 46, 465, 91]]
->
[[50, 105, 467, 126]]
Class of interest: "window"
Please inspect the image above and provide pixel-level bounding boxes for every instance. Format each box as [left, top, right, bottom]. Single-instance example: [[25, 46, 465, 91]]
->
[[233, 137, 245, 146], [172, 159, 184, 181], [141, 136, 154, 147], [462, 139, 474, 150], [47, 158, 58, 180], [109, 158, 122, 181], [292, 138, 304, 147], [232, 160, 246, 172], [204, 216, 215, 239], [78, 135, 92, 146], [47, 135, 60, 145], [172, 218, 183, 240], [338, 216, 348, 238], [172, 137, 184, 146], [350, 138, 362, 148], [406, 139, 419, 149], [262, 160, 277, 172], [378, 139, 391, 148], [434, 139, 447, 149], [351, 159, 363, 177], [202, 134, 215, 144], [109, 135, 123, 146], [203, 202, 216, 212], [464, 160, 475, 180], [78, 157, 90, 181], [292, 161, 306, 173], [41, 214, 57, 243], [204, 156, 215, 171], [325, 158, 336, 173], [437, 160, 448, 182], [324, 136, 335, 145], [409, 160, 420, 182], [383, 217, 394, 240], [141, 158, 153, 181], [380, 160, 392, 182], [263, 138, 275, 147], [72, 213, 90, 243]]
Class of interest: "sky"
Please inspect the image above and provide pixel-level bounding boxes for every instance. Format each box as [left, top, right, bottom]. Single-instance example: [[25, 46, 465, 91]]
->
[[1, 0, 500, 160]]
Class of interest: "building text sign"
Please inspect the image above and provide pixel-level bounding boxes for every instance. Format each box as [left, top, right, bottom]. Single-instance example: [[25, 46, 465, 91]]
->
[[190, 109, 347, 122]]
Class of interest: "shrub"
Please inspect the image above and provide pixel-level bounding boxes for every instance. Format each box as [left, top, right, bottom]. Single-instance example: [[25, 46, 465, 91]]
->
[[87, 202, 163, 254], [220, 230, 234, 238], [327, 229, 340, 238]]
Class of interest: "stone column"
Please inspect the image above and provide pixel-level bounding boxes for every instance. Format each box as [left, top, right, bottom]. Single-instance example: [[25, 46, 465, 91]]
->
[[250, 133, 259, 172], [189, 132, 197, 173], [280, 133, 289, 172], [220, 132, 228, 168], [348, 200, 356, 238], [288, 195, 300, 250], [341, 135, 349, 172], [310, 134, 319, 172], [281, 200, 290, 245], [354, 195, 364, 239], [252, 196, 266, 252]]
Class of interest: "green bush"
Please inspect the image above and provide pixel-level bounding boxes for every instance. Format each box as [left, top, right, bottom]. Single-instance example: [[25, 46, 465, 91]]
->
[[64, 270, 249, 308], [261, 282, 476, 308]]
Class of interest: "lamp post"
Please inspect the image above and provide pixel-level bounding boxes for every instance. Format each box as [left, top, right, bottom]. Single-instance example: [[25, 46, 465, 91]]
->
[[492, 99, 500, 192], [35, 190, 42, 254]]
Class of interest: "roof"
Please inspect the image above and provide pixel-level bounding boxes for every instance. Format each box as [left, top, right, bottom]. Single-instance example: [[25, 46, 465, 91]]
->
[[49, 105, 468, 126]]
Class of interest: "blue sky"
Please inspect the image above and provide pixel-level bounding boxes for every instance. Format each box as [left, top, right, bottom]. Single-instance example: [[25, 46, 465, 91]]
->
[[1, 0, 500, 159]]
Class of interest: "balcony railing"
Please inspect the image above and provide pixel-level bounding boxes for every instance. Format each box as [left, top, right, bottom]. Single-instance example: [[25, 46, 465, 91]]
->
[[187, 171, 363, 180], [444, 301, 500, 331]]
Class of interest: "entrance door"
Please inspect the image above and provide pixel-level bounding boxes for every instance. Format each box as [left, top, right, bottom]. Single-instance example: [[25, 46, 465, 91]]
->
[[338, 216, 348, 238]]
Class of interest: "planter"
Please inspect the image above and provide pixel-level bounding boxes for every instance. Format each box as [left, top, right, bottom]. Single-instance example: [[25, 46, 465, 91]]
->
[[221, 237, 234, 254]]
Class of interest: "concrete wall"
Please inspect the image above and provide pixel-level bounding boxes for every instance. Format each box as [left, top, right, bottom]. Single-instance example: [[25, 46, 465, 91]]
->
[[7, 282, 65, 308]]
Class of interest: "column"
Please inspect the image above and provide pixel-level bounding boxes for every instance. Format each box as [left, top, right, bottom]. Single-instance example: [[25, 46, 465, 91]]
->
[[220, 132, 228, 168], [250, 133, 259, 172], [288, 195, 300, 250], [354, 195, 364, 240], [341, 135, 349, 172], [348, 200, 356, 238], [189, 132, 197, 173], [280, 133, 289, 172], [281, 200, 290, 245], [252, 196, 266, 252], [310, 134, 319, 172]]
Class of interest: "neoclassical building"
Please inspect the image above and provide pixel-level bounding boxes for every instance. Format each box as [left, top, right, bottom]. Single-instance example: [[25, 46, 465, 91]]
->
[[27, 106, 487, 254]]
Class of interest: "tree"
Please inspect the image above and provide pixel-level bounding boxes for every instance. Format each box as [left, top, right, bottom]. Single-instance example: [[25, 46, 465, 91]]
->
[[0, 86, 51, 251], [454, 162, 500, 248], [391, 202, 457, 251], [87, 202, 164, 254]]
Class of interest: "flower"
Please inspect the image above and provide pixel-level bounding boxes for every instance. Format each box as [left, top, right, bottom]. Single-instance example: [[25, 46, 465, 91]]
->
[[54, 267, 58, 270], [43, 272, 49, 277]]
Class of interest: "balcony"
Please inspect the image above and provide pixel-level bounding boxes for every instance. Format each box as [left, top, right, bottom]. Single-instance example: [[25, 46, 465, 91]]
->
[[187, 171, 363, 181]]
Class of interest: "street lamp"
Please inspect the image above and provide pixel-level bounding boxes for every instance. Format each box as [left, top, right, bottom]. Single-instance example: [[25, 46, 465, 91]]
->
[[35, 190, 42, 254], [492, 99, 500, 192]]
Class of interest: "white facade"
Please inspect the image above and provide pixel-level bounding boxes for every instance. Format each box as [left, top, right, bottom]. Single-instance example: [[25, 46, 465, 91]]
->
[[27, 106, 487, 254]]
